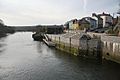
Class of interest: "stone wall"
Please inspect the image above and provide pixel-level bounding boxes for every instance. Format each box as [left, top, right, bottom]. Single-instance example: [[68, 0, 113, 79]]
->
[[101, 36, 120, 63], [88, 32, 120, 63], [48, 32, 120, 63], [47, 33, 102, 59], [79, 39, 102, 59]]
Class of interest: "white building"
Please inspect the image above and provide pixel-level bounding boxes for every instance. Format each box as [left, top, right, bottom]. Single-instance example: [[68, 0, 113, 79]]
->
[[98, 12, 113, 28]]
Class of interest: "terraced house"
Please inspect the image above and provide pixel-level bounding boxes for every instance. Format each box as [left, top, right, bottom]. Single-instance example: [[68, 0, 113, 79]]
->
[[81, 17, 97, 29], [65, 19, 79, 30], [64, 18, 96, 31], [92, 13, 103, 28], [78, 19, 90, 30]]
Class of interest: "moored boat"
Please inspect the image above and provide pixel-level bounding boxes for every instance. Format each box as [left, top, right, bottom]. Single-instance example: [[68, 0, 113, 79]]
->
[[32, 32, 44, 41]]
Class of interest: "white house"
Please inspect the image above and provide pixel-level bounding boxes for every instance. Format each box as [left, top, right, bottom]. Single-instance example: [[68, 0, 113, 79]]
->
[[98, 12, 113, 28]]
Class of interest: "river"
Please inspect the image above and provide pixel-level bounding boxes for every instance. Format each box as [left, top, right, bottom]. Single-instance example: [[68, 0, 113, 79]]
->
[[0, 32, 120, 80]]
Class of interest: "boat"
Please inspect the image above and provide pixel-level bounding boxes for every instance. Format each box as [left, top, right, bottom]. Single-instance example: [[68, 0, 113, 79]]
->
[[32, 32, 44, 41], [32, 33, 56, 47]]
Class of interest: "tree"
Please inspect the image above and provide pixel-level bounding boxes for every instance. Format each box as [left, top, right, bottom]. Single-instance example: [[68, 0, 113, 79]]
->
[[0, 19, 4, 26]]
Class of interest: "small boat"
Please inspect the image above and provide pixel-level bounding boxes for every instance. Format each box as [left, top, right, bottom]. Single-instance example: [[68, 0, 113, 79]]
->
[[32, 32, 44, 41], [32, 33, 56, 47]]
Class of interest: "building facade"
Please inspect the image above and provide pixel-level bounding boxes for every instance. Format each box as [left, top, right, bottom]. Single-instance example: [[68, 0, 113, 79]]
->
[[69, 19, 79, 30], [78, 19, 90, 30], [92, 13, 103, 28], [64, 19, 79, 30], [99, 12, 113, 28], [82, 17, 97, 29]]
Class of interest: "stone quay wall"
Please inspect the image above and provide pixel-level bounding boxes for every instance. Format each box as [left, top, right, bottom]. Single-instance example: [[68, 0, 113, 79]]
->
[[88, 32, 120, 63], [47, 33, 102, 60]]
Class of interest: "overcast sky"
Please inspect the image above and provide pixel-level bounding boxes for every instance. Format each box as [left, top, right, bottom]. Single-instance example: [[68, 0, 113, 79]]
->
[[0, 0, 119, 26]]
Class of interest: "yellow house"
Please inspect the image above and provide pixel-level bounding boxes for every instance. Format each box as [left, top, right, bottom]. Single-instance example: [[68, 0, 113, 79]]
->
[[73, 20, 79, 30], [65, 19, 90, 30], [67, 19, 80, 30], [71, 19, 91, 30]]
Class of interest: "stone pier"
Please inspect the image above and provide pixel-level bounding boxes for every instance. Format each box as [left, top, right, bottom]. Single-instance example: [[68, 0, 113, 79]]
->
[[47, 32, 102, 60]]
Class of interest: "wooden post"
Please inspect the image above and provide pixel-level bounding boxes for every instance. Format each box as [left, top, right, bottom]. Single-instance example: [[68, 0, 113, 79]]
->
[[78, 38, 80, 55], [55, 36, 56, 42], [69, 37, 71, 52], [64, 43, 65, 49], [97, 40, 102, 62], [86, 40, 89, 56], [59, 37, 60, 48], [51, 35, 52, 40]]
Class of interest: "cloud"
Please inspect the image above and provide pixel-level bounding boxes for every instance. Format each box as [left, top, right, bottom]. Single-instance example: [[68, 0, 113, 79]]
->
[[0, 0, 118, 26], [83, 0, 87, 12]]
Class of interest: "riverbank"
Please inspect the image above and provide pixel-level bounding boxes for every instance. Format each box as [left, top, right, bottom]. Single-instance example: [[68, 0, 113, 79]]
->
[[0, 25, 15, 38]]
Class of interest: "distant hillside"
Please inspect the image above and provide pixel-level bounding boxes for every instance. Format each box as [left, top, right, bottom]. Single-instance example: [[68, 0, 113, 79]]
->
[[11, 26, 37, 32]]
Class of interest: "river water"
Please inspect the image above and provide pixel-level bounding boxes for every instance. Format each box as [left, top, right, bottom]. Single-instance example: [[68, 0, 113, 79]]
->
[[0, 32, 120, 80]]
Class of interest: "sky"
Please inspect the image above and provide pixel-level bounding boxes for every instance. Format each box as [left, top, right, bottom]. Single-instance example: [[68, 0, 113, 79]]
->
[[0, 0, 119, 26]]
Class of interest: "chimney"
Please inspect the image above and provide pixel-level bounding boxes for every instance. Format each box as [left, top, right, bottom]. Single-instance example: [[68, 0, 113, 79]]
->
[[92, 13, 96, 17]]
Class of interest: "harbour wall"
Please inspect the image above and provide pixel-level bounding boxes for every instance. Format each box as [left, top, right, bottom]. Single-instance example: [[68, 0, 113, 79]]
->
[[88, 32, 120, 63], [48, 33, 102, 60]]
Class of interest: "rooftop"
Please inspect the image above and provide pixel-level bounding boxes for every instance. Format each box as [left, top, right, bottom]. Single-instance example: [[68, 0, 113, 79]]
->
[[98, 12, 112, 17]]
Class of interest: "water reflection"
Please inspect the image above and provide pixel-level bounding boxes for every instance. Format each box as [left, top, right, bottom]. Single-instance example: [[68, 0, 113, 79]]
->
[[0, 37, 7, 55]]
